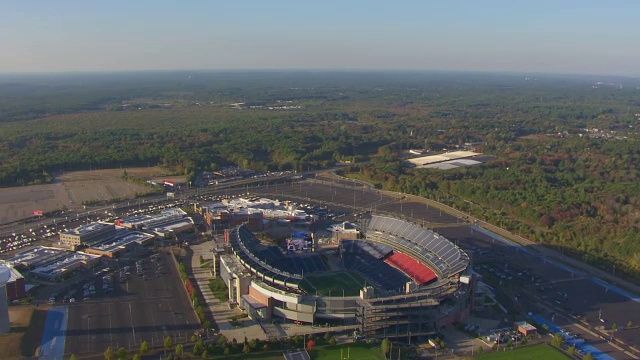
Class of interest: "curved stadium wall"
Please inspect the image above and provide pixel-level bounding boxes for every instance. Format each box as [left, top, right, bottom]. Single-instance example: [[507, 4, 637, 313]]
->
[[224, 214, 473, 339]]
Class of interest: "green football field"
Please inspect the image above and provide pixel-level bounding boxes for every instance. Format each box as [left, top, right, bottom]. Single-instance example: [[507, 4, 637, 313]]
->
[[475, 344, 571, 360], [311, 343, 386, 360], [300, 271, 367, 296]]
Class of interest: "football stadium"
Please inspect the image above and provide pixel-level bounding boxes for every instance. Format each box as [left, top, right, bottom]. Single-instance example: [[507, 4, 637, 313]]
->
[[220, 213, 474, 339]]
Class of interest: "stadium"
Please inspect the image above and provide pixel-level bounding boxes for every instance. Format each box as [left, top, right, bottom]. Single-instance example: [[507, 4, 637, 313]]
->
[[219, 213, 475, 339]]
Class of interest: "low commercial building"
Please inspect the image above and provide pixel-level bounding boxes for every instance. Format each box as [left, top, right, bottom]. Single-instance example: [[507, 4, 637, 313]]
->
[[205, 208, 263, 232], [515, 321, 537, 336], [3, 246, 72, 270], [84, 230, 155, 258], [31, 252, 100, 282], [120, 208, 187, 229], [120, 208, 195, 237], [5, 266, 26, 302], [59, 222, 116, 249]]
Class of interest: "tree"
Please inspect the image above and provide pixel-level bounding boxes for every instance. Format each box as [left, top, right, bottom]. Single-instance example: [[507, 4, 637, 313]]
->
[[243, 344, 251, 354], [164, 335, 174, 351], [223, 347, 231, 356], [329, 336, 337, 346], [584, 352, 594, 360], [324, 332, 333, 342], [381, 338, 391, 356], [628, 320, 633, 328], [104, 346, 114, 360], [263, 343, 270, 352], [140, 340, 150, 354], [307, 339, 316, 351], [117, 347, 127, 360], [551, 333, 564, 347], [506, 339, 512, 348], [175, 343, 184, 358], [611, 323, 618, 331], [477, 346, 484, 354], [568, 346, 576, 355], [201, 349, 209, 359], [521, 336, 527, 345], [70, 354, 78, 360], [133, 354, 142, 360], [249, 338, 259, 350], [217, 335, 228, 347]]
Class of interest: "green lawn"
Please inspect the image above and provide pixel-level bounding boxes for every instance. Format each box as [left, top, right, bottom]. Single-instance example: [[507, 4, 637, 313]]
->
[[195, 343, 385, 360], [311, 343, 386, 360], [209, 278, 229, 301], [300, 272, 367, 296], [475, 344, 570, 360]]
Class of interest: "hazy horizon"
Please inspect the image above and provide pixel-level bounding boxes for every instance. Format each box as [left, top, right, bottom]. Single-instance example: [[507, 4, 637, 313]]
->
[[2, 1, 639, 76]]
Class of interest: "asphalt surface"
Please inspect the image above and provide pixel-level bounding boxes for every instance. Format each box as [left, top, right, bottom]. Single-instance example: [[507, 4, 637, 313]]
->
[[64, 251, 199, 356]]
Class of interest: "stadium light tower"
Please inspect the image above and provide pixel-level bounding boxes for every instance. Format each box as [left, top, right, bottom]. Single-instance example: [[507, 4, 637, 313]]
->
[[0, 265, 11, 333]]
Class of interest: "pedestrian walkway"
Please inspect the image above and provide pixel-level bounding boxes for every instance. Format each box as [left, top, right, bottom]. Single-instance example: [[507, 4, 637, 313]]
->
[[189, 240, 268, 341]]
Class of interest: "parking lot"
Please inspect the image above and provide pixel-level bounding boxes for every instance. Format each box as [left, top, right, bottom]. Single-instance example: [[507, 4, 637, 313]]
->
[[64, 251, 200, 356], [437, 225, 640, 359]]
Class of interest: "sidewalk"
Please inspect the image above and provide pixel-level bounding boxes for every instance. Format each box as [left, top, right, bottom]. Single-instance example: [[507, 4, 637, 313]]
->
[[189, 240, 268, 341]]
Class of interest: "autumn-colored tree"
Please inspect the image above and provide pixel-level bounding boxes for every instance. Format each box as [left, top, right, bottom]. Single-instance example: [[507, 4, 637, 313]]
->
[[307, 339, 316, 351]]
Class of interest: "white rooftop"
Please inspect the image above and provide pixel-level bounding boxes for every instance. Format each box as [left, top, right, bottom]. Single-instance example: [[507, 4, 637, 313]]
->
[[407, 151, 480, 166]]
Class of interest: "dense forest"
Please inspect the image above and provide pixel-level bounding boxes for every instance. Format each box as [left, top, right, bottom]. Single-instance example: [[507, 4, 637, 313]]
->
[[1, 70, 640, 278]]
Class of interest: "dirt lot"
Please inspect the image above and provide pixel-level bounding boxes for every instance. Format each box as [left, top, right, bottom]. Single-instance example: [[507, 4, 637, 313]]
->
[[0, 167, 180, 225], [0, 305, 49, 359]]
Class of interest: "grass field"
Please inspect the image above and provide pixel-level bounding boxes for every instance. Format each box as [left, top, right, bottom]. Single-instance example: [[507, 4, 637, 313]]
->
[[475, 344, 570, 360], [209, 278, 230, 301], [300, 272, 367, 296], [0, 306, 49, 359], [311, 343, 386, 360]]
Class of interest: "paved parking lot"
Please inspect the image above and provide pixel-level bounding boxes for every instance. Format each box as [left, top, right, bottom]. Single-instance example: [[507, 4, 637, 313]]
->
[[64, 252, 200, 356], [437, 225, 640, 359]]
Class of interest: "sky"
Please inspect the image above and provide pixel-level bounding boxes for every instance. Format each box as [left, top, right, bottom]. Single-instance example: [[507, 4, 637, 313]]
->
[[1, 0, 639, 76]]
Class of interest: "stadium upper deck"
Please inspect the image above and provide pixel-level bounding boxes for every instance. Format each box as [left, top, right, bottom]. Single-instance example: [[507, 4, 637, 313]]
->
[[364, 215, 469, 279]]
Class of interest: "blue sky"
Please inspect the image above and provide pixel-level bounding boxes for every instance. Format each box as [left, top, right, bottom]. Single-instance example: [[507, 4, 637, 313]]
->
[[1, 1, 638, 75]]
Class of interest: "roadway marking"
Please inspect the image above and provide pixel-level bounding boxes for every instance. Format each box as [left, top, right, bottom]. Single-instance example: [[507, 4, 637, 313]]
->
[[108, 303, 113, 346], [129, 301, 136, 344]]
